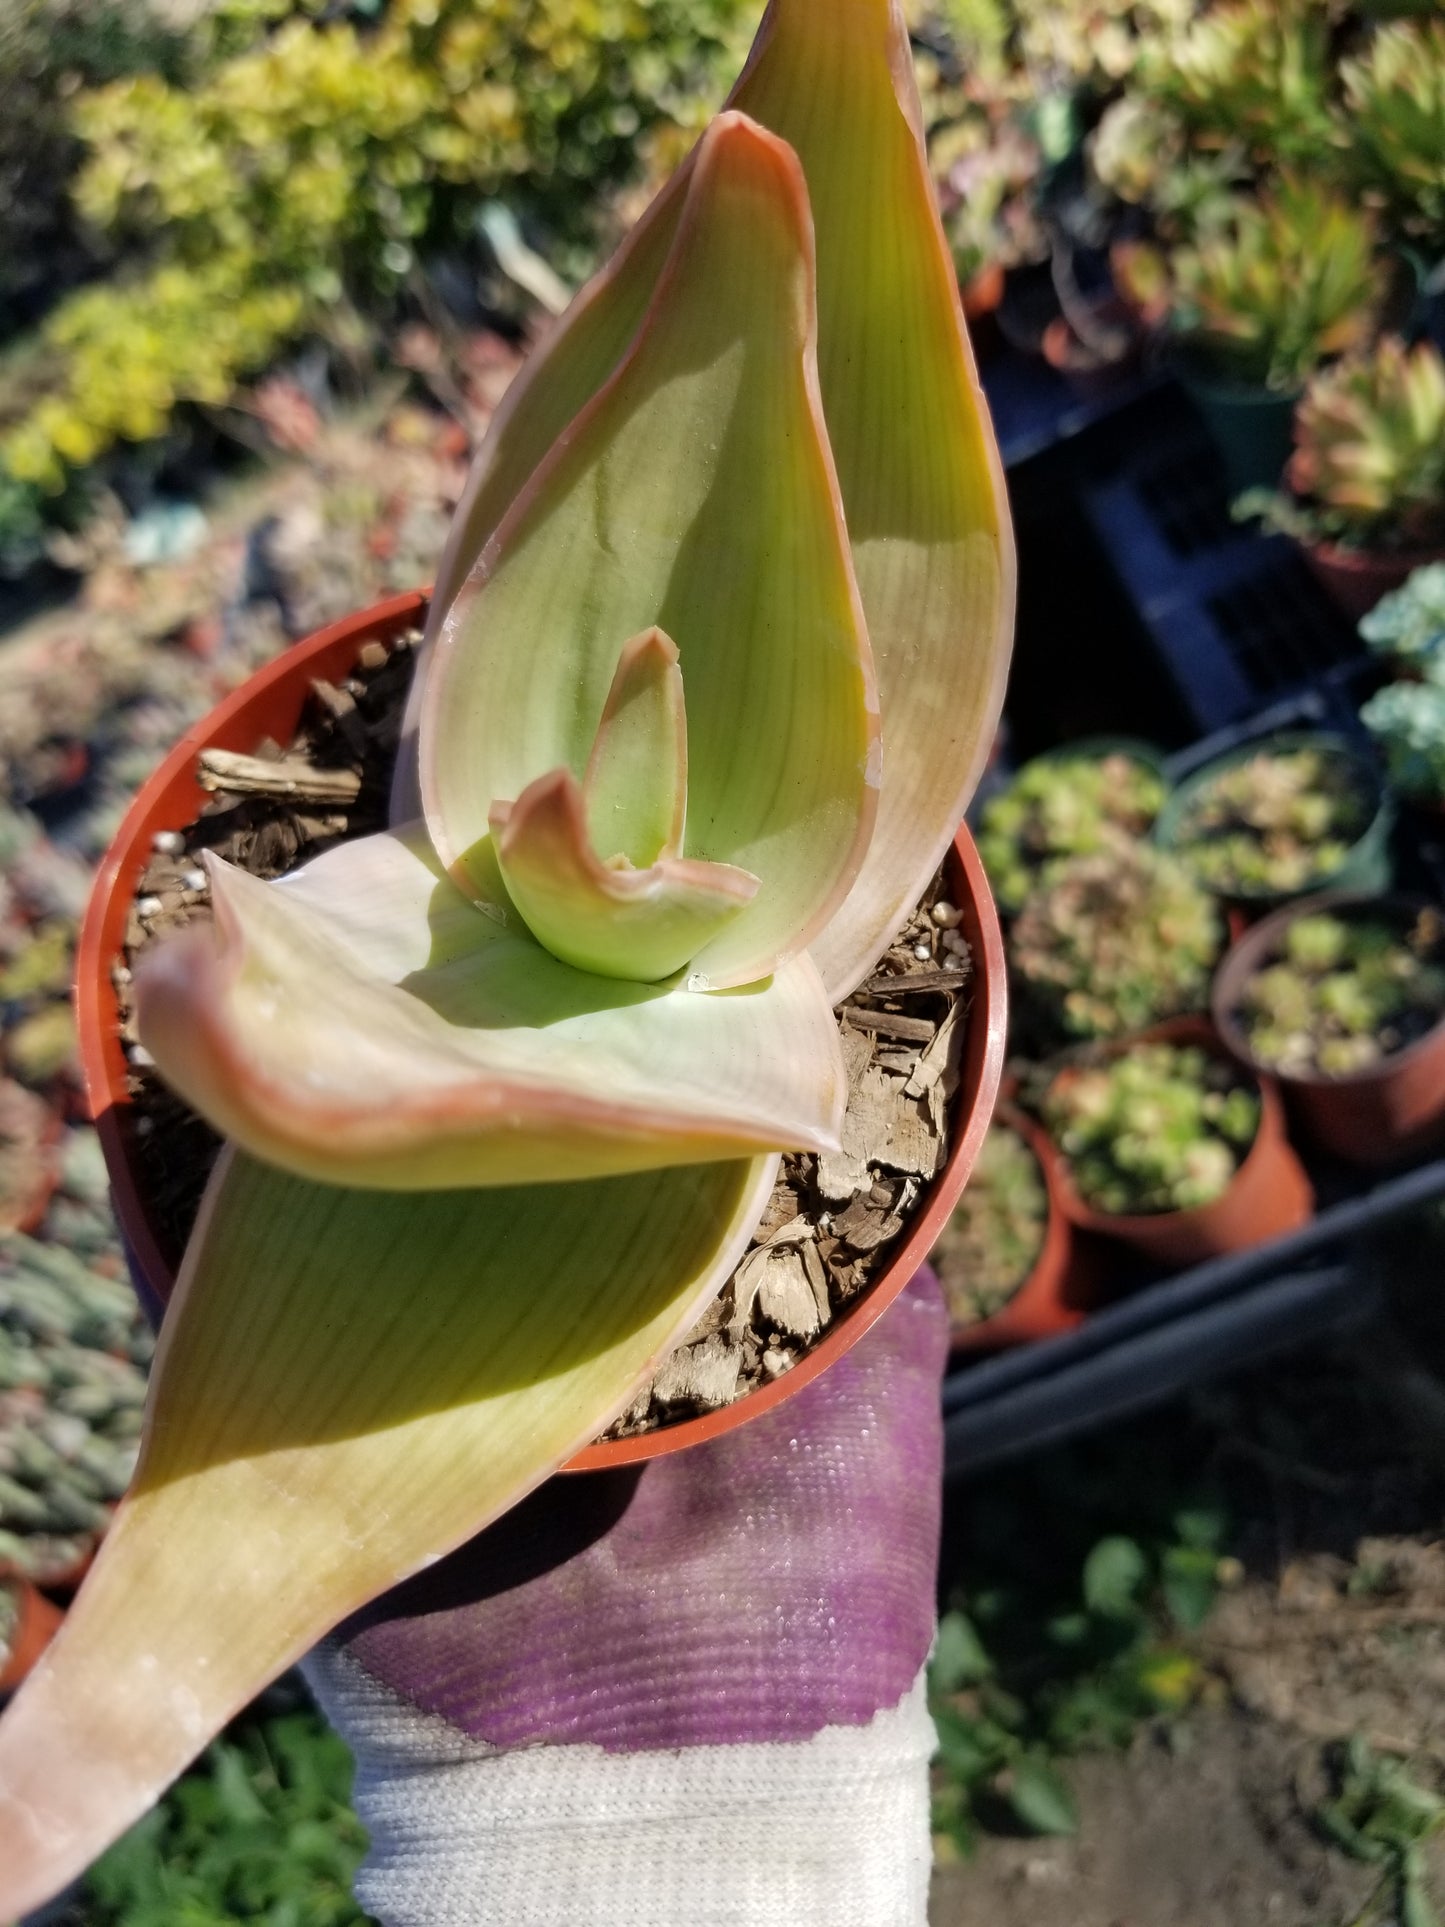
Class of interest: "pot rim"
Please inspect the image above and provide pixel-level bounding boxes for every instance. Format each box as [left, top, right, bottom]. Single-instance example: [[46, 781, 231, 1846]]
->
[[1041, 1014, 1284, 1237], [945, 1097, 1078, 1354], [1308, 538, 1445, 573], [75, 592, 1009, 1471], [1211, 888, 1445, 1091]]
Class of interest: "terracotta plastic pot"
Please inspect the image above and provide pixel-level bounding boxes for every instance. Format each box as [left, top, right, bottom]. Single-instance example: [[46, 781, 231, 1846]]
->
[[1212, 891, 1445, 1166], [961, 259, 1005, 322], [1040, 307, 1139, 401], [76, 593, 1009, 1472], [946, 1102, 1101, 1354], [1042, 1016, 1314, 1269], [1154, 729, 1394, 911], [1301, 540, 1445, 625], [0, 1580, 63, 1694]]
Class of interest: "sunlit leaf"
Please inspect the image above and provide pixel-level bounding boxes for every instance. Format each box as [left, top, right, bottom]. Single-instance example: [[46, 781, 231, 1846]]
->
[[0, 1149, 777, 1916], [135, 827, 844, 1190]]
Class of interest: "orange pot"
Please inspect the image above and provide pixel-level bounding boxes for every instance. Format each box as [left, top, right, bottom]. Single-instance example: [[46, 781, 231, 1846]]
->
[[947, 1101, 1103, 1354], [76, 593, 1009, 1471], [1302, 540, 1445, 624], [961, 260, 1006, 322], [0, 1581, 63, 1694], [1042, 1016, 1314, 1269], [1213, 891, 1445, 1166]]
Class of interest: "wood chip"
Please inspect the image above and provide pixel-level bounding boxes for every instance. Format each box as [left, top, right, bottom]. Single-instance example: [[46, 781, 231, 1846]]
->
[[860, 965, 970, 996], [196, 748, 361, 803], [757, 1250, 824, 1340], [844, 1007, 937, 1044], [801, 1239, 832, 1323], [650, 1334, 743, 1409]]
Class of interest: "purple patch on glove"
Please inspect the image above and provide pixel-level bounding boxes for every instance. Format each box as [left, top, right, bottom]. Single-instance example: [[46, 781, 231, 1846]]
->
[[334, 1266, 949, 1752]]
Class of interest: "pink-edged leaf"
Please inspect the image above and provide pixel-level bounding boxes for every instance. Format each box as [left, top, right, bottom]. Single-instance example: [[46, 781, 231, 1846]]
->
[[583, 625, 688, 866]]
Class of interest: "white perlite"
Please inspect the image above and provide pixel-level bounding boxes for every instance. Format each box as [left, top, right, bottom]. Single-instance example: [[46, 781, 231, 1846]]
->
[[305, 1653, 935, 1927]]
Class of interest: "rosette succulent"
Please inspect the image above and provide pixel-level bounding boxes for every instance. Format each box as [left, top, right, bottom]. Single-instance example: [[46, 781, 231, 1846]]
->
[[1361, 680, 1445, 808], [978, 746, 1168, 914], [931, 1119, 1047, 1329], [1361, 564, 1445, 672], [1340, 21, 1445, 253], [1165, 742, 1376, 899], [1045, 1042, 1260, 1217], [0, 2, 1014, 1911]]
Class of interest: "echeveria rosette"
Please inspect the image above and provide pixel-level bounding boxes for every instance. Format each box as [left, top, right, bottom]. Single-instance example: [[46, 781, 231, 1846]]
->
[[0, 7, 1014, 1910]]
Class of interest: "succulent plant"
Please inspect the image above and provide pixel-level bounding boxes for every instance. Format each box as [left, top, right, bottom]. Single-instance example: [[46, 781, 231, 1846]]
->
[[1010, 845, 1222, 1041], [0, 4, 1016, 1909], [1240, 339, 1445, 552], [1044, 1041, 1260, 1216], [931, 109, 1047, 284], [1361, 680, 1445, 807], [1360, 563, 1445, 671], [1167, 744, 1375, 899], [1141, 0, 1334, 167], [1236, 908, 1445, 1079], [977, 747, 1168, 914], [1170, 181, 1384, 393], [931, 1119, 1048, 1328], [1340, 21, 1445, 254]]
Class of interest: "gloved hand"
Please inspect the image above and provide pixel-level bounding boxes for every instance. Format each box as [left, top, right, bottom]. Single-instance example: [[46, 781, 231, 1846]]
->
[[304, 1266, 949, 1927]]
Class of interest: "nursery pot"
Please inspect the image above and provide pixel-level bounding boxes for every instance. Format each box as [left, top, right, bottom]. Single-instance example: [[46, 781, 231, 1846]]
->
[[1301, 540, 1445, 626], [1042, 1016, 1314, 1269], [1212, 891, 1445, 1166], [960, 259, 1006, 323], [76, 592, 1009, 1472], [1154, 729, 1395, 911], [1177, 367, 1300, 500], [0, 1581, 63, 1694], [946, 1101, 1100, 1354]]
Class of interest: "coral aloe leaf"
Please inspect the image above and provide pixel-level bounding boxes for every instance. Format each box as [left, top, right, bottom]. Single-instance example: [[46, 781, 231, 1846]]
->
[[420, 111, 879, 993], [583, 626, 688, 866], [0, 1149, 778, 1917], [133, 827, 844, 1190], [491, 770, 759, 983], [420, 0, 1013, 999]]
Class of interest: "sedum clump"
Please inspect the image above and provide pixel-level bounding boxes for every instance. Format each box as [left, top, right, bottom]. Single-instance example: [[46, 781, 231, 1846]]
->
[[1011, 845, 1222, 1041], [932, 1121, 1048, 1329], [977, 748, 1168, 914], [1360, 564, 1445, 674], [1045, 1042, 1260, 1217], [1237, 909, 1445, 1079], [1361, 681, 1445, 808], [1169, 744, 1373, 898]]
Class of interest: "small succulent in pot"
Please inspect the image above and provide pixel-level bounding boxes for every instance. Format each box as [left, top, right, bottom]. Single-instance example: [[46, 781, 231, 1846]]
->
[[1339, 20, 1445, 260], [1235, 907, 1445, 1079], [1238, 340, 1445, 555], [1163, 742, 1379, 900], [1119, 181, 1385, 393], [0, 3, 1016, 1909], [1044, 1041, 1260, 1217], [1361, 680, 1445, 808], [977, 745, 1168, 915], [1010, 844, 1222, 1041], [931, 1119, 1048, 1329], [1359, 562, 1445, 674], [1140, 0, 1334, 172]]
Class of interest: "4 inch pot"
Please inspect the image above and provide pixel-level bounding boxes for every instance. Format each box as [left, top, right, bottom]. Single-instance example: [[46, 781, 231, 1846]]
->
[[76, 593, 1009, 1472], [1155, 729, 1394, 912], [1302, 541, 1445, 626], [1213, 891, 1445, 1166], [946, 1102, 1102, 1354], [1042, 1016, 1314, 1270], [0, 1580, 63, 1694]]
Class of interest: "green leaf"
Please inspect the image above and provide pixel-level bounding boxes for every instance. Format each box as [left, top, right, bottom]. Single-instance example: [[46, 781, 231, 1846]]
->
[[1162, 1545, 1220, 1632], [0, 1148, 777, 1914], [421, 113, 878, 991], [1007, 1755, 1080, 1837], [582, 627, 688, 867], [135, 826, 844, 1190], [422, 0, 1013, 998], [932, 1610, 994, 1692], [1082, 1536, 1150, 1620], [490, 768, 758, 983]]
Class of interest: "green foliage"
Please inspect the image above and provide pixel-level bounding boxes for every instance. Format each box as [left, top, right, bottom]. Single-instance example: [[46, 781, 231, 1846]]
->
[[929, 1500, 1226, 1860], [1044, 1042, 1259, 1216], [1167, 180, 1384, 392], [1167, 743, 1376, 898], [1340, 20, 1445, 253], [1362, 680, 1445, 807], [932, 1121, 1049, 1329], [84, 1710, 374, 1926], [0, 0, 760, 500], [1009, 844, 1222, 1041], [1237, 908, 1445, 1078], [977, 746, 1168, 915], [1361, 563, 1445, 670], [1141, 0, 1334, 168], [1241, 339, 1445, 553], [1316, 1737, 1445, 1927]]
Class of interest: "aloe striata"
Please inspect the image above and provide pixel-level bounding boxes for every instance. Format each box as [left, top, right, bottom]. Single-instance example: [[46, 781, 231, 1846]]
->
[[0, 2, 1013, 1912]]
